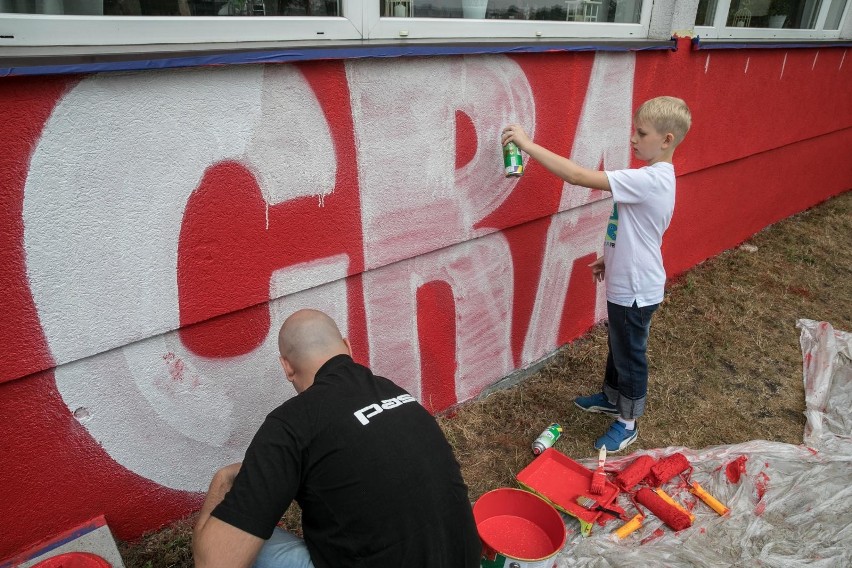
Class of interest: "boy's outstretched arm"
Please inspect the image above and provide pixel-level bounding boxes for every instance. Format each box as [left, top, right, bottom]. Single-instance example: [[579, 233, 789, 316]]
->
[[502, 124, 611, 192]]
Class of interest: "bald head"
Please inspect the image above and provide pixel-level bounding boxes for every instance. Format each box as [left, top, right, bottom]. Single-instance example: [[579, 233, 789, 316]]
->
[[278, 310, 349, 386]]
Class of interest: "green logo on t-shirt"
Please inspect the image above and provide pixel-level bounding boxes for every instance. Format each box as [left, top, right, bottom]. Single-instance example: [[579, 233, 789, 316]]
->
[[605, 203, 618, 247]]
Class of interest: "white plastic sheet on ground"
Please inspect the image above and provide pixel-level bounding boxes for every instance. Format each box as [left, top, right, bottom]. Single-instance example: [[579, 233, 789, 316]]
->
[[556, 319, 852, 567]]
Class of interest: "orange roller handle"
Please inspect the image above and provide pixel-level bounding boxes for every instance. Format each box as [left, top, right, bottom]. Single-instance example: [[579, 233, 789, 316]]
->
[[613, 514, 644, 539], [690, 481, 730, 516], [654, 488, 695, 522]]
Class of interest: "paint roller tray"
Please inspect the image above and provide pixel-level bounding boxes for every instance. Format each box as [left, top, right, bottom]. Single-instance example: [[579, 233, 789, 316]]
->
[[516, 447, 620, 524]]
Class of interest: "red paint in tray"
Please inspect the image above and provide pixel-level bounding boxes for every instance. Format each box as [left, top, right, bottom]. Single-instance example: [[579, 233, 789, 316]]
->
[[516, 447, 620, 525]]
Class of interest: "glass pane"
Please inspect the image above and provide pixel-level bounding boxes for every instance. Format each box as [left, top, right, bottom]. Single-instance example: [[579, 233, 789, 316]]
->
[[726, 0, 823, 29], [0, 0, 341, 15], [823, 0, 847, 28], [381, 0, 643, 23], [695, 0, 719, 25]]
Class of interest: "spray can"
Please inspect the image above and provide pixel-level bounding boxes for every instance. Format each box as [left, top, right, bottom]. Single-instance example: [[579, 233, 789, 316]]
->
[[532, 423, 563, 455], [503, 141, 524, 177]]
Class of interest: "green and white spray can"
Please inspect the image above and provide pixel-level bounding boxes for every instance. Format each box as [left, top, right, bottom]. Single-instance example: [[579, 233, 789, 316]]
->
[[532, 423, 563, 455], [503, 141, 524, 177]]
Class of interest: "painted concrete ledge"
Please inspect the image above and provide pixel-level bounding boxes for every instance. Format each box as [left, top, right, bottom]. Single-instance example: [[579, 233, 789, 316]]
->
[[0, 38, 675, 77]]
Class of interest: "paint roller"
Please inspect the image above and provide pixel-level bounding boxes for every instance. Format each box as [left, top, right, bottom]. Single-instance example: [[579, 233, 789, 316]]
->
[[614, 454, 655, 491], [612, 491, 646, 540], [690, 481, 730, 516], [646, 452, 691, 487], [613, 514, 644, 540], [635, 487, 693, 531], [653, 488, 695, 523]]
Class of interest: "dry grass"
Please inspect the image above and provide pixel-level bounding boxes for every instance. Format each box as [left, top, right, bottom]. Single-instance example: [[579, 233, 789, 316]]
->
[[119, 191, 851, 567]]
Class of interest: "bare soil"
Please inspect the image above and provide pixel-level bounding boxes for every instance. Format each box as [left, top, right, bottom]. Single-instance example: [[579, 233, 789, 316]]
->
[[119, 190, 851, 567]]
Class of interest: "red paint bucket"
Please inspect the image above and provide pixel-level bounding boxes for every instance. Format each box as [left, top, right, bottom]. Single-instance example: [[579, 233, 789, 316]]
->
[[31, 552, 111, 568], [473, 488, 566, 568]]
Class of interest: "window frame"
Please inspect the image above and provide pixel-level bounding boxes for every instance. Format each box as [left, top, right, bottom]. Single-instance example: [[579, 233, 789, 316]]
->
[[1, 0, 848, 48], [695, 0, 850, 40]]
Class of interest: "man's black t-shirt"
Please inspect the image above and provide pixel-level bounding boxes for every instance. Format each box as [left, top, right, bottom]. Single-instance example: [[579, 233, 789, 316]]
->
[[212, 354, 480, 567]]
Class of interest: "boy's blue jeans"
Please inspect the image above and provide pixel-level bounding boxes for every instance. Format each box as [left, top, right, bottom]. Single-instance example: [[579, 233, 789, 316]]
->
[[602, 300, 659, 420], [252, 528, 315, 568]]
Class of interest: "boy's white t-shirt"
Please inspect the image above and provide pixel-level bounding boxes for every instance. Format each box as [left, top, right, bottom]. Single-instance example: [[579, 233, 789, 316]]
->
[[603, 161, 676, 308]]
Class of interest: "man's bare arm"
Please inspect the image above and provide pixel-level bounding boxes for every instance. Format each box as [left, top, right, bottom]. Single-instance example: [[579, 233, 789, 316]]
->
[[193, 463, 264, 568]]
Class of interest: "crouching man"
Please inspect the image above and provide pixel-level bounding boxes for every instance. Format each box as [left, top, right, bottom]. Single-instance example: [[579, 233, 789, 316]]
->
[[193, 309, 481, 568]]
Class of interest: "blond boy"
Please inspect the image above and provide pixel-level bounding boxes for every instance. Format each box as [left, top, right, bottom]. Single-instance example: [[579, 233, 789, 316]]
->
[[503, 96, 692, 451]]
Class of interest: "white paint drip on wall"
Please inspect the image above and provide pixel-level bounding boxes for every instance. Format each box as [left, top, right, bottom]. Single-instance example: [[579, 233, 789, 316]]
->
[[812, 51, 819, 70], [841, 49, 847, 69], [745, 57, 750, 74], [57, 256, 349, 491], [705, 53, 711, 74], [781, 52, 788, 79], [249, 65, 336, 225]]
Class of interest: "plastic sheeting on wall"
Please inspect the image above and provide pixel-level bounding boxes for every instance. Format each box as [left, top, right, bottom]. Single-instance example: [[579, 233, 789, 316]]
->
[[556, 319, 852, 567]]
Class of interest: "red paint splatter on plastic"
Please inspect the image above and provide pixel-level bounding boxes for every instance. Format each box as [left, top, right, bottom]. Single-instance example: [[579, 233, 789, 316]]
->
[[755, 472, 770, 501], [806, 447, 818, 456], [640, 528, 665, 545], [726, 456, 748, 483], [755, 502, 766, 516], [700, 527, 706, 534]]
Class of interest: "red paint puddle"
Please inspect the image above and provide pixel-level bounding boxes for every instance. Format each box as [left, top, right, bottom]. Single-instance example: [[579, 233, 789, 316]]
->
[[640, 528, 665, 545], [725, 456, 748, 483], [477, 515, 558, 558]]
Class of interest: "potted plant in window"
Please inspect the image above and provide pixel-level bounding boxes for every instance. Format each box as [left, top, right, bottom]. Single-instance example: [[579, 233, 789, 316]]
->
[[462, 0, 488, 19], [768, 0, 792, 28]]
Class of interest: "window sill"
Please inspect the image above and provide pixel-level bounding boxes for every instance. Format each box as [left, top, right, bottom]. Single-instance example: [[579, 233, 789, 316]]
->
[[1, 37, 676, 78], [692, 37, 852, 50]]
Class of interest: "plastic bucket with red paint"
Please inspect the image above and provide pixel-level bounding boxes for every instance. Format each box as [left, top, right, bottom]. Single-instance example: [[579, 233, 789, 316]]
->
[[31, 552, 111, 568], [473, 487, 567, 568]]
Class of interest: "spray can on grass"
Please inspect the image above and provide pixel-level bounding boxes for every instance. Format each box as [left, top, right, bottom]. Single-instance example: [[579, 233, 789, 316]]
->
[[503, 141, 524, 177], [532, 423, 563, 455]]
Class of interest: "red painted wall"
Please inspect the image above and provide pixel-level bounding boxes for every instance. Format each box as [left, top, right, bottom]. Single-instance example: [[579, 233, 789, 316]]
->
[[0, 39, 849, 557]]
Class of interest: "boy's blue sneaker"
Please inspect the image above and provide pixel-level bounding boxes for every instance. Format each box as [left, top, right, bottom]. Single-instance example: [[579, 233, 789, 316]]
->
[[573, 392, 619, 415], [594, 421, 639, 452]]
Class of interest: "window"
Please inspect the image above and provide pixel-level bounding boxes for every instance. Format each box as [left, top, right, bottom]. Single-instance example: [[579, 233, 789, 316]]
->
[[0, 0, 341, 16], [1, 0, 652, 45], [366, 0, 651, 39], [695, 0, 850, 38], [378, 0, 641, 23]]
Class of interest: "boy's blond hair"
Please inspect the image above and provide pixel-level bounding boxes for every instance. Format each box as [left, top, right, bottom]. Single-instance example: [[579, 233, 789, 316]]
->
[[635, 96, 692, 146]]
